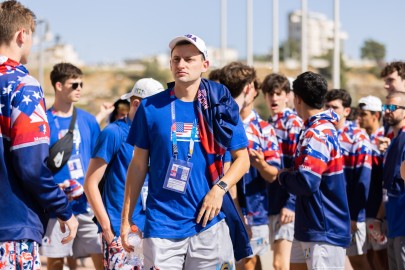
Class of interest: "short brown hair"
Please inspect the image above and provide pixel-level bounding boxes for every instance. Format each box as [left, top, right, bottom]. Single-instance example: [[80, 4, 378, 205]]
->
[[219, 62, 256, 98], [261, 73, 291, 95], [0, 0, 36, 46], [380, 61, 405, 79], [50, 63, 83, 87]]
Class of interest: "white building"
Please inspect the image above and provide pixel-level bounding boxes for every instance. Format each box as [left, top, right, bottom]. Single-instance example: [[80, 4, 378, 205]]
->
[[288, 10, 348, 59]]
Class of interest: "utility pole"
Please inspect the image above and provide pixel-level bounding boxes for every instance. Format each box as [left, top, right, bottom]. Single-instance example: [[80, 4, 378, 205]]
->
[[272, 0, 279, 72], [333, 0, 341, 88], [301, 0, 308, 73], [221, 0, 227, 67], [247, 0, 253, 66]]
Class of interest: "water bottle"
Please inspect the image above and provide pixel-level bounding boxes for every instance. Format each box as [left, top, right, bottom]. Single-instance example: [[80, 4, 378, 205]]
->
[[368, 223, 387, 245], [126, 225, 144, 269]]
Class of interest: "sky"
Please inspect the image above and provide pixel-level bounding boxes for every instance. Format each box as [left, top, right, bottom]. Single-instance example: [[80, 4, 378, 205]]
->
[[20, 0, 405, 65]]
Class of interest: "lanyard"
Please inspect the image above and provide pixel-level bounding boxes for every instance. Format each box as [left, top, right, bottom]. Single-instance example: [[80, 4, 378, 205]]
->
[[170, 91, 198, 161]]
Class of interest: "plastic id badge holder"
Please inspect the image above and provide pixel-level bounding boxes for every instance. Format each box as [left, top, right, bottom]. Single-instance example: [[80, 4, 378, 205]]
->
[[163, 158, 193, 194]]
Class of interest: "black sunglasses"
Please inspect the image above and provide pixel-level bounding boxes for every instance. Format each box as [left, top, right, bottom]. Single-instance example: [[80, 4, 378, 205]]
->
[[69, 82, 83, 90], [382, 104, 405, 112]]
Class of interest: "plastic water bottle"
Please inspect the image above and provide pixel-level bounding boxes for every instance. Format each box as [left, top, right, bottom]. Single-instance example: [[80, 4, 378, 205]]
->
[[368, 223, 387, 245], [126, 225, 144, 269]]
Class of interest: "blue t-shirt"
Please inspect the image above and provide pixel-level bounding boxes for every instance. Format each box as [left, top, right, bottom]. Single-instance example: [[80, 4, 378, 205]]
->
[[47, 108, 100, 215], [92, 118, 146, 235], [127, 89, 248, 239]]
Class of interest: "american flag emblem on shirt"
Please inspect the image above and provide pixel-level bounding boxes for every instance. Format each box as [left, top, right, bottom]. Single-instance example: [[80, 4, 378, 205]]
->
[[172, 122, 200, 142]]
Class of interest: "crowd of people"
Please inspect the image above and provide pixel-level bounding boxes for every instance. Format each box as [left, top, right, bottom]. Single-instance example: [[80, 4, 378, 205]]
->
[[1, 1, 405, 270]]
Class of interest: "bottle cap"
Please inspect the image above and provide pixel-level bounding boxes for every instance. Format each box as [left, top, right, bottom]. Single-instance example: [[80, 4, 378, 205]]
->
[[130, 225, 139, 233]]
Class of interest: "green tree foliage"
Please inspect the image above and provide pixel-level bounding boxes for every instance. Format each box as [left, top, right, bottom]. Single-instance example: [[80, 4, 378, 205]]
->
[[361, 39, 386, 64]]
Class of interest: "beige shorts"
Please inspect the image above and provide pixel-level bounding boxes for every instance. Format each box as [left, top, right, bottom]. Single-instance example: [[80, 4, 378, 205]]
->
[[143, 219, 234, 270], [40, 211, 102, 258], [269, 214, 294, 244], [248, 224, 270, 257], [290, 240, 346, 269]]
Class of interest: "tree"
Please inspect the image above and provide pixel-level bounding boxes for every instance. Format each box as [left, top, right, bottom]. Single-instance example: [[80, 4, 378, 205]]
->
[[361, 39, 386, 65], [318, 50, 349, 89]]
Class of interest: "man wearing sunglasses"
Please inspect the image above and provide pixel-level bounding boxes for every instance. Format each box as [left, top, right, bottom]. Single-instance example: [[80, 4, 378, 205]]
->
[[41, 63, 103, 270], [374, 91, 405, 270]]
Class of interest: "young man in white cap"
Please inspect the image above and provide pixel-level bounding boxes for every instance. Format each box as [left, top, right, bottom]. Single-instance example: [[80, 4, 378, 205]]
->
[[357, 95, 389, 269], [84, 78, 164, 269], [121, 34, 251, 269]]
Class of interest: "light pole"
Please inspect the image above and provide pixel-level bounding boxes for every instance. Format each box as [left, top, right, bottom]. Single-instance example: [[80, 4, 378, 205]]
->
[[36, 19, 52, 87], [301, 0, 308, 73], [272, 0, 279, 72], [247, 0, 253, 66], [221, 0, 227, 67], [333, 0, 341, 88]]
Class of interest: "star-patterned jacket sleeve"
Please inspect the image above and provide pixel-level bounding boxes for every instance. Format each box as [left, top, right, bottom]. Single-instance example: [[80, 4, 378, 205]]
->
[[9, 79, 72, 220]]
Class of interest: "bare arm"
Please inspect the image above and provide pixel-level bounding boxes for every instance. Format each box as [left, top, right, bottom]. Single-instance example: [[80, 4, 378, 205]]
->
[[83, 158, 112, 243], [401, 160, 405, 181], [120, 147, 149, 252], [196, 147, 250, 227]]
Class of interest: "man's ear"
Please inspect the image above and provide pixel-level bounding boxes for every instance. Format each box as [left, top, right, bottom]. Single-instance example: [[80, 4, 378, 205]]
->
[[343, 107, 351, 118], [55, 81, 63, 92], [131, 98, 141, 108]]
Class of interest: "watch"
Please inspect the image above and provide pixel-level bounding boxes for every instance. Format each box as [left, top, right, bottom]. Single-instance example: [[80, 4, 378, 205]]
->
[[216, 180, 229, 193]]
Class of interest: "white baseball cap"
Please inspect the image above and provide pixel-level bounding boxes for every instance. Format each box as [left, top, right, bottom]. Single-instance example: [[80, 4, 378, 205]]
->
[[169, 34, 208, 60], [358, 95, 382, 112], [121, 78, 164, 100]]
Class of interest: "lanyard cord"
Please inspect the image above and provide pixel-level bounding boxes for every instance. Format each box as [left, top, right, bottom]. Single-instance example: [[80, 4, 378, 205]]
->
[[170, 92, 198, 162]]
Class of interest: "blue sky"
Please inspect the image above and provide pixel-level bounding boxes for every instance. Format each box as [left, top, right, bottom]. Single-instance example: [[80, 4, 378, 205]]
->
[[21, 0, 405, 65]]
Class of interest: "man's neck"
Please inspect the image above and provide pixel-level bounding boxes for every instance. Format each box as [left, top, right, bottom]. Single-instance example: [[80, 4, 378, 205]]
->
[[393, 121, 405, 137], [174, 79, 201, 102], [52, 100, 74, 116], [336, 119, 346, 131], [240, 103, 253, 120], [0, 45, 21, 63], [302, 108, 322, 123], [366, 123, 380, 136]]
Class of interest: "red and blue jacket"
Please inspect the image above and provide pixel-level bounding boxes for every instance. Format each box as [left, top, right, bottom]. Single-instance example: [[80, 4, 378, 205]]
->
[[268, 108, 302, 215], [238, 110, 281, 225], [338, 121, 372, 222], [0, 57, 72, 244], [279, 110, 351, 247]]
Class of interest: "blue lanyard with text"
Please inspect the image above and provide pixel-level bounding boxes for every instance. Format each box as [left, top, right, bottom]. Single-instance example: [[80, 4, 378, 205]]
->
[[50, 107, 80, 155], [170, 92, 198, 161]]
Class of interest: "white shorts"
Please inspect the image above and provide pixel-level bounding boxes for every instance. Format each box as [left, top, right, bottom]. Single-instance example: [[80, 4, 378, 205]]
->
[[269, 214, 294, 244], [347, 221, 368, 256], [143, 220, 234, 270], [40, 212, 102, 258], [366, 218, 388, 251], [290, 240, 346, 269], [248, 225, 270, 257]]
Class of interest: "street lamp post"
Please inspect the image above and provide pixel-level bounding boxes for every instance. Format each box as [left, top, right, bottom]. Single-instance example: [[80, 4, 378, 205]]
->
[[37, 20, 51, 87]]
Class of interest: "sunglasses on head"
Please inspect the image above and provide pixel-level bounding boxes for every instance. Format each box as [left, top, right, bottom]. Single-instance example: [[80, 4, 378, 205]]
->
[[69, 82, 83, 90], [382, 104, 405, 112]]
